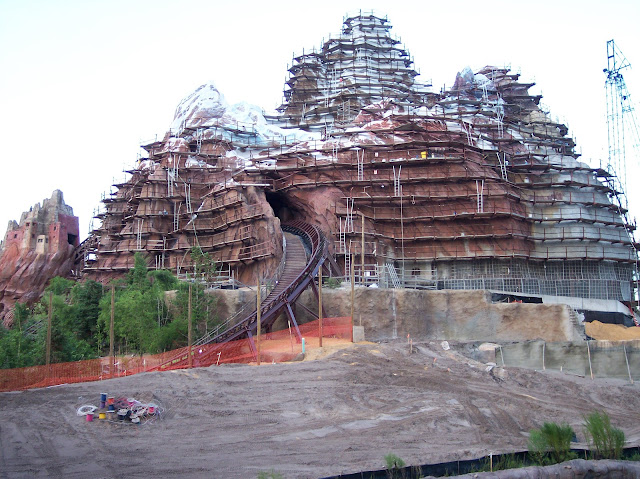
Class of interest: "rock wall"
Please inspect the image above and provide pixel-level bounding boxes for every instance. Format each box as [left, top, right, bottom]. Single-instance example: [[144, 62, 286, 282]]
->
[[0, 190, 79, 326], [212, 287, 585, 342]]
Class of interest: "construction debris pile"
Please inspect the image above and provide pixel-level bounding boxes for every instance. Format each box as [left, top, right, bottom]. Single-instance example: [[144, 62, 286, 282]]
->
[[82, 13, 636, 303], [76, 392, 163, 425]]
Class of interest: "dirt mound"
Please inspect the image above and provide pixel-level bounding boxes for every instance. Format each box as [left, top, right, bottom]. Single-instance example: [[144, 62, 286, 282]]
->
[[1, 341, 639, 478], [585, 320, 640, 340]]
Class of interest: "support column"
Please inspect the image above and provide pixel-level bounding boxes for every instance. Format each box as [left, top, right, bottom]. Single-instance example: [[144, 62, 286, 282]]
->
[[319, 267, 323, 348], [285, 302, 303, 343]]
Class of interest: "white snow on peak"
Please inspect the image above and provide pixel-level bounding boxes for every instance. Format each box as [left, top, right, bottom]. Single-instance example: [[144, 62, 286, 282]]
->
[[171, 82, 228, 131], [224, 101, 267, 127], [169, 82, 319, 146], [474, 73, 494, 90]]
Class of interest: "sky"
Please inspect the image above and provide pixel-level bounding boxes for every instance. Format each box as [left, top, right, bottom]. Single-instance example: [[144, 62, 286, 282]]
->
[[1, 0, 639, 241]]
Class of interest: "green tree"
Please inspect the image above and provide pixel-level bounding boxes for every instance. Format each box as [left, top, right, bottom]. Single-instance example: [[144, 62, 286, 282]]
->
[[190, 246, 217, 283], [70, 279, 104, 345]]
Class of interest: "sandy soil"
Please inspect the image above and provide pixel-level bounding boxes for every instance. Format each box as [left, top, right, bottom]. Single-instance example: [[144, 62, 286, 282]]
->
[[1, 340, 639, 479], [585, 320, 640, 340]]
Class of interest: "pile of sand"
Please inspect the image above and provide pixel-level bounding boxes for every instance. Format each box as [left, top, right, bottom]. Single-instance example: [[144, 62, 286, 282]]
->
[[585, 320, 640, 340]]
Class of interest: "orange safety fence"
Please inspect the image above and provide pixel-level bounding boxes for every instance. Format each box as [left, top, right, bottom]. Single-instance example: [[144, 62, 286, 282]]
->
[[0, 317, 353, 392]]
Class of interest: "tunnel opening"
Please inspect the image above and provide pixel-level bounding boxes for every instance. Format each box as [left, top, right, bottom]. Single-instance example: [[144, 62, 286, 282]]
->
[[265, 191, 300, 223]]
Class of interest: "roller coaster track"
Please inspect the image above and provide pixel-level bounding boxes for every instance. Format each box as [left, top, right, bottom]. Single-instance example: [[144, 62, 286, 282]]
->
[[151, 221, 338, 370]]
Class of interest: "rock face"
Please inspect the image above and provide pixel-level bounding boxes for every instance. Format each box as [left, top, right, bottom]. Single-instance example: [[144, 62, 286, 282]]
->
[[0, 190, 79, 326], [85, 13, 635, 305]]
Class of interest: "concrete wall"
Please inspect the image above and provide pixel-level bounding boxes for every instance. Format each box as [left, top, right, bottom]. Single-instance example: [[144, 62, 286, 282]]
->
[[210, 287, 585, 342], [499, 340, 640, 381]]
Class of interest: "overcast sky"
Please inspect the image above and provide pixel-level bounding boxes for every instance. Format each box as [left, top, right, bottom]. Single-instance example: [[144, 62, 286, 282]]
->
[[1, 0, 639, 240]]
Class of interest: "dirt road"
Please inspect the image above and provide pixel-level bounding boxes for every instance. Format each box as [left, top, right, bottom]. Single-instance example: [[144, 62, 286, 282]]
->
[[1, 341, 639, 478]]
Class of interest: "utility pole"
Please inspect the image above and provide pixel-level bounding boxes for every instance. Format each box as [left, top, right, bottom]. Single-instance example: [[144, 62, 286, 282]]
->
[[361, 213, 365, 285], [256, 278, 261, 365], [188, 283, 193, 369], [350, 253, 355, 343], [45, 292, 52, 368], [110, 285, 115, 377]]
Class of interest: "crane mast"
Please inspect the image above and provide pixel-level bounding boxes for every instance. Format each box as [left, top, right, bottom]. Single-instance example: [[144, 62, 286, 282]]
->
[[604, 40, 639, 211]]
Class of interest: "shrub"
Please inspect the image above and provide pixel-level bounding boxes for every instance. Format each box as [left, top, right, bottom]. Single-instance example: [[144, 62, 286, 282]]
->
[[384, 453, 406, 478], [493, 453, 527, 471], [583, 411, 625, 459], [528, 422, 576, 464], [325, 277, 342, 289]]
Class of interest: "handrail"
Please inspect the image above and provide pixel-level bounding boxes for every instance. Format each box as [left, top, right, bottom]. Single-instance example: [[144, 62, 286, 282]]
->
[[194, 234, 288, 346], [150, 221, 328, 370]]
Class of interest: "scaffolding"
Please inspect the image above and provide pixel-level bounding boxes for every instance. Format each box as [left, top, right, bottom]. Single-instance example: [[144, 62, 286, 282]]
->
[[86, 13, 637, 304]]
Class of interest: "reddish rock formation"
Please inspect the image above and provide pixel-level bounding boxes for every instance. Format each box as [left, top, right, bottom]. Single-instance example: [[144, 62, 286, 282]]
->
[[84, 13, 636, 305], [0, 190, 79, 326]]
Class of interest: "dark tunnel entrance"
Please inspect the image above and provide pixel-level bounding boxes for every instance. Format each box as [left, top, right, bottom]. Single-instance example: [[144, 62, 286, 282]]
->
[[265, 191, 300, 223]]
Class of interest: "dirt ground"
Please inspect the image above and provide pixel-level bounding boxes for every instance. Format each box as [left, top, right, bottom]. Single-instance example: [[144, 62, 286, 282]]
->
[[1, 340, 639, 479]]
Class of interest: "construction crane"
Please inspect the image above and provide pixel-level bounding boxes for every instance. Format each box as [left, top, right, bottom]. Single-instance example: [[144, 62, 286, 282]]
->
[[604, 39, 640, 210], [605, 40, 640, 313]]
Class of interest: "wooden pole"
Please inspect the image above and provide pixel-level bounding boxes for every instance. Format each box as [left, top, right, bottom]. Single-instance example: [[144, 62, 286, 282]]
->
[[319, 266, 323, 348], [350, 253, 355, 343], [45, 292, 52, 367], [361, 213, 365, 285], [188, 283, 193, 369], [624, 345, 633, 384], [256, 278, 261, 365], [110, 285, 115, 377], [586, 341, 594, 380]]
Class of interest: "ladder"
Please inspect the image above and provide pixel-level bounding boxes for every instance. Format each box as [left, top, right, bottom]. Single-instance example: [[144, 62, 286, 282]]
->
[[338, 218, 347, 255], [476, 180, 484, 213], [173, 201, 181, 231], [345, 198, 354, 233], [461, 121, 474, 145], [386, 263, 401, 288], [497, 152, 508, 180], [185, 183, 193, 215], [393, 165, 402, 197], [136, 219, 144, 250], [344, 251, 351, 281], [356, 149, 364, 181]]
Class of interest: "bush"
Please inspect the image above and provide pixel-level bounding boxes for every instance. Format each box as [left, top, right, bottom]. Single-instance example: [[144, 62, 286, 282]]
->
[[528, 422, 576, 464], [384, 453, 405, 478], [325, 277, 342, 289], [493, 453, 527, 471], [583, 411, 625, 459]]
